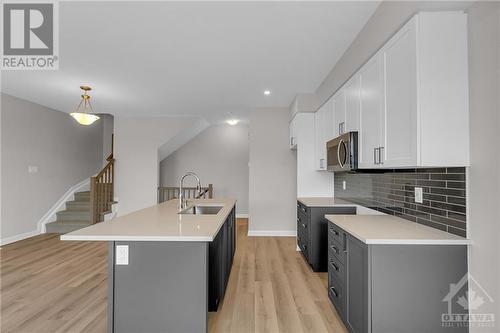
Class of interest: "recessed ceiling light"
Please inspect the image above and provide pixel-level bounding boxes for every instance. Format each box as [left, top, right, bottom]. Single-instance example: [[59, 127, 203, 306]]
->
[[264, 90, 271, 96], [226, 112, 239, 126]]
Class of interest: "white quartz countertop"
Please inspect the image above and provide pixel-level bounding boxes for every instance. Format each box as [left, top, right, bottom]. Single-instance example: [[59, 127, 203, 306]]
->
[[298, 197, 355, 207], [324, 214, 471, 245], [61, 198, 236, 242]]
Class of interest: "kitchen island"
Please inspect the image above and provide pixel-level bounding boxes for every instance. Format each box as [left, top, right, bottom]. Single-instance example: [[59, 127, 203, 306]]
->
[[61, 198, 237, 333]]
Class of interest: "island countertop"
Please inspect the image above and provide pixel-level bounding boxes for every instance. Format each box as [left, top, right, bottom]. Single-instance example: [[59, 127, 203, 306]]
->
[[61, 198, 236, 242], [325, 214, 471, 245]]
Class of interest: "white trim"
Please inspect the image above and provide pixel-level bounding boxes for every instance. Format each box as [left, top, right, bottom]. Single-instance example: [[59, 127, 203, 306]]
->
[[37, 178, 90, 233], [247, 230, 297, 237], [0, 229, 41, 246], [236, 213, 248, 218]]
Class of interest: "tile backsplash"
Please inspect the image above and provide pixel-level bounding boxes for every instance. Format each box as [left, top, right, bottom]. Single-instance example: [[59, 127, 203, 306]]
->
[[334, 168, 467, 237]]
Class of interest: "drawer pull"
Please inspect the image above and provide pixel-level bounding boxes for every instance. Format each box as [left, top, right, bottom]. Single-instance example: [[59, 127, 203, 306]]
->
[[303, 245, 307, 250], [302, 223, 307, 229], [330, 287, 339, 298], [330, 228, 339, 236], [301, 207, 307, 213], [297, 217, 300, 223], [330, 261, 339, 272], [330, 245, 339, 254]]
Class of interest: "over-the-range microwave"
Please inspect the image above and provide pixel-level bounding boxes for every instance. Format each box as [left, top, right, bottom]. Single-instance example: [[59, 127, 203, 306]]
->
[[326, 132, 358, 172]]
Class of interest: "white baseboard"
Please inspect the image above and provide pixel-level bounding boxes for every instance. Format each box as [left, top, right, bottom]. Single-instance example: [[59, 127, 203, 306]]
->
[[236, 213, 249, 218], [37, 178, 90, 233], [247, 230, 297, 237], [0, 229, 41, 246]]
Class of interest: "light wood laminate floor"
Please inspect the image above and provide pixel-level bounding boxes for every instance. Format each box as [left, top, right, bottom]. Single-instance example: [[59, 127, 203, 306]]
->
[[1, 219, 347, 333]]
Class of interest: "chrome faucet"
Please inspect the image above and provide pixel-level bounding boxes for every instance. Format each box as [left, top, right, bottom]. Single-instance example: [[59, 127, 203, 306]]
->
[[179, 172, 202, 211]]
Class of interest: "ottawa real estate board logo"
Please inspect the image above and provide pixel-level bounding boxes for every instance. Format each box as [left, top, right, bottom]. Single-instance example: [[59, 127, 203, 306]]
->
[[1, 1, 59, 70]]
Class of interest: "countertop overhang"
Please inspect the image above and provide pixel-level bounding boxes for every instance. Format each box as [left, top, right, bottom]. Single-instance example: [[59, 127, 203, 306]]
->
[[325, 214, 471, 245], [61, 198, 237, 242]]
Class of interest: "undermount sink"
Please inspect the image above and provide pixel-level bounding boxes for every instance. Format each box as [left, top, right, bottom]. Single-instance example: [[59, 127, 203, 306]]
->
[[179, 205, 223, 215]]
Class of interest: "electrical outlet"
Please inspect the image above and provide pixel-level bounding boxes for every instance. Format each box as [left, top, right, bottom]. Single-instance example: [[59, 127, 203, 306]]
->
[[415, 187, 423, 204], [342, 181, 346, 190], [28, 165, 38, 174], [116, 245, 129, 265]]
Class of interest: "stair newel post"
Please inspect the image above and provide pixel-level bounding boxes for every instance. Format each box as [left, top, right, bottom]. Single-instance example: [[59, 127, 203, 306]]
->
[[90, 176, 98, 224]]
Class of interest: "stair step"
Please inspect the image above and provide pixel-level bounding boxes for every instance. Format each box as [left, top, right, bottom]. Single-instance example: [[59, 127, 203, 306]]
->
[[74, 191, 91, 200], [56, 210, 90, 221], [66, 201, 90, 211], [46, 220, 91, 234]]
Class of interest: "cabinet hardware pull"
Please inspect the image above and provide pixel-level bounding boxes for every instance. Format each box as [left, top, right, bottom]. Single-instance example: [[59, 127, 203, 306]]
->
[[331, 245, 339, 254], [302, 224, 307, 228], [374, 147, 378, 164], [330, 261, 339, 271], [330, 287, 338, 297], [379, 146, 384, 164], [331, 229, 339, 236]]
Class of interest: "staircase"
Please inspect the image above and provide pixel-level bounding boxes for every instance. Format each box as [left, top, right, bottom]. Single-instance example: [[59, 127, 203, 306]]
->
[[46, 153, 115, 234], [46, 190, 93, 233]]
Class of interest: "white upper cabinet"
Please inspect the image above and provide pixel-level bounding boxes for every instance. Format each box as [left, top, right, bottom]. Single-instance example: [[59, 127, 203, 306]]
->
[[333, 90, 346, 137], [381, 16, 418, 167], [344, 75, 361, 133], [314, 98, 335, 170], [358, 53, 384, 168], [380, 12, 469, 167], [289, 116, 297, 150]]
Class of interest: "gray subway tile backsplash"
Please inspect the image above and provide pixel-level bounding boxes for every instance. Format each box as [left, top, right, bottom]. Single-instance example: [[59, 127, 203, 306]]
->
[[334, 167, 467, 237]]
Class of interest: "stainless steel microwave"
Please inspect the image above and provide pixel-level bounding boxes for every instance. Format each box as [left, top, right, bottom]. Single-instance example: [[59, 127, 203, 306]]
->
[[327, 132, 358, 172]]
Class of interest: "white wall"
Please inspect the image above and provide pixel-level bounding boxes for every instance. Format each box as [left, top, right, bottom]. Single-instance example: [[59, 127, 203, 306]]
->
[[248, 107, 297, 235], [159, 124, 249, 215], [466, 1, 500, 328], [114, 116, 199, 215], [0, 93, 103, 242], [314, 1, 499, 329], [101, 114, 114, 165]]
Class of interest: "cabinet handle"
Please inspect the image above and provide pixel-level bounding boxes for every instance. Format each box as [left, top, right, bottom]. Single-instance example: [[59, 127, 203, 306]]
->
[[374, 147, 378, 164], [338, 123, 342, 135], [320, 158, 325, 169], [301, 207, 306, 213], [302, 224, 307, 229], [330, 228, 339, 236], [330, 261, 339, 272], [330, 245, 339, 254], [330, 287, 339, 298], [379, 146, 384, 164], [297, 217, 300, 223]]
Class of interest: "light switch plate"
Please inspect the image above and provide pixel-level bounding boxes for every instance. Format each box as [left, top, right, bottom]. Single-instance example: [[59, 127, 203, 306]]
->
[[342, 181, 347, 190], [415, 187, 423, 204], [116, 245, 129, 265]]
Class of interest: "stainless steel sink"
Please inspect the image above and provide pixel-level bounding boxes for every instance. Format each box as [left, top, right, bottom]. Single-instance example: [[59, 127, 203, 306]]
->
[[179, 205, 223, 215]]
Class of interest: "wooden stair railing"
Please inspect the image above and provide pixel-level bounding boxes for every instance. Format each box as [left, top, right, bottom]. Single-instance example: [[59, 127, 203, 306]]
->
[[90, 154, 114, 224], [158, 184, 213, 203]]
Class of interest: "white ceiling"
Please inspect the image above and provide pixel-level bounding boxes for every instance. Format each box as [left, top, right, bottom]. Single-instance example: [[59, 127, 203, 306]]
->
[[1, 1, 379, 123]]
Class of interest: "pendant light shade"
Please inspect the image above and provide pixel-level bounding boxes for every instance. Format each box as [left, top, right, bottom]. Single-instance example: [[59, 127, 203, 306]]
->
[[70, 86, 100, 125]]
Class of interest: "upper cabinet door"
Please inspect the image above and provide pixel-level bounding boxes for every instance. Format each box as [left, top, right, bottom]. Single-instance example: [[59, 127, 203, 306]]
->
[[382, 18, 418, 167], [358, 54, 384, 168], [334, 90, 346, 137], [314, 98, 335, 171], [344, 75, 361, 133]]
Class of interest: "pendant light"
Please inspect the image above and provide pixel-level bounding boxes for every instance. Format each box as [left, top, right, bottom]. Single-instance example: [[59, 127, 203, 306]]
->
[[70, 86, 100, 125]]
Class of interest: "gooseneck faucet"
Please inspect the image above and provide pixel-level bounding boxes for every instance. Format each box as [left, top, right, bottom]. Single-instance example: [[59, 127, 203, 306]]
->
[[179, 172, 202, 211]]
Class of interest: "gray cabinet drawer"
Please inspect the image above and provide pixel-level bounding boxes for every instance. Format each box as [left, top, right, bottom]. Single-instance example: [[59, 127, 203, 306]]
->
[[297, 201, 310, 217], [328, 270, 345, 317], [328, 237, 346, 264], [328, 222, 344, 247], [328, 250, 346, 285]]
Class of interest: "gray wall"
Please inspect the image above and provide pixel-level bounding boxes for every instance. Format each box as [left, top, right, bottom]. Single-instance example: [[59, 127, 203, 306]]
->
[[466, 1, 500, 327], [0, 93, 103, 241], [248, 108, 297, 234], [159, 124, 249, 215], [314, 1, 499, 327], [114, 116, 199, 216]]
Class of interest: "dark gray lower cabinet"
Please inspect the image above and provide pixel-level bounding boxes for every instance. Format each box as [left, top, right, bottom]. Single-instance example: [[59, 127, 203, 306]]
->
[[327, 221, 468, 333], [208, 207, 236, 311], [297, 201, 356, 271]]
